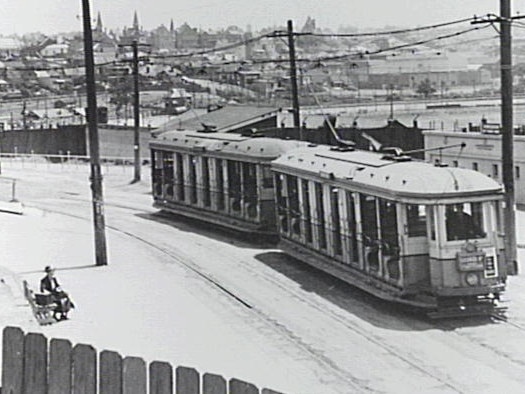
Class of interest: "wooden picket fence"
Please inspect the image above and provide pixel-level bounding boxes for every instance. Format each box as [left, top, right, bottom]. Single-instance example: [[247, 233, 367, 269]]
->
[[1, 326, 284, 394]]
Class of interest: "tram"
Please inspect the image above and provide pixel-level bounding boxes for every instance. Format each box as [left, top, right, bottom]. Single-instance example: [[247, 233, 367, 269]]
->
[[150, 130, 308, 235], [271, 144, 508, 317]]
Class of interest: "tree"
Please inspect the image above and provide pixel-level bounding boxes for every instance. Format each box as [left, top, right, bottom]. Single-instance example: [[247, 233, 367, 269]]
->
[[416, 78, 436, 98]]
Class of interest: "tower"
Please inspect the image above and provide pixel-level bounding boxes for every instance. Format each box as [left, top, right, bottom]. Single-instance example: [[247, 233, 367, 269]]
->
[[95, 11, 103, 33], [133, 11, 139, 33]]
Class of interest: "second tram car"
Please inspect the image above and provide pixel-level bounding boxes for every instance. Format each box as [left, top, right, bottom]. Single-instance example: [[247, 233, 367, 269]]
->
[[150, 130, 308, 235], [271, 145, 508, 317]]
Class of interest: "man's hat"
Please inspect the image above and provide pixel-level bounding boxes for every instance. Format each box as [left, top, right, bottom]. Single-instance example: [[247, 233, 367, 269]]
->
[[44, 266, 54, 273]]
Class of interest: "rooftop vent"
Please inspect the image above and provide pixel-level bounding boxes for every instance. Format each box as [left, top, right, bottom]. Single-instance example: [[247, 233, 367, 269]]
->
[[330, 145, 355, 152]]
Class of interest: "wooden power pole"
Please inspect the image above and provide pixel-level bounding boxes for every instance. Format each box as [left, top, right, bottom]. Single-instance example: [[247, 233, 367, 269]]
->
[[82, 0, 108, 266], [132, 40, 141, 183], [500, 0, 518, 275], [287, 20, 301, 134]]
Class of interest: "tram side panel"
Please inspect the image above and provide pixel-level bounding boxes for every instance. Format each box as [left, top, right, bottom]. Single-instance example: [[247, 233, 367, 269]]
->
[[273, 170, 430, 296]]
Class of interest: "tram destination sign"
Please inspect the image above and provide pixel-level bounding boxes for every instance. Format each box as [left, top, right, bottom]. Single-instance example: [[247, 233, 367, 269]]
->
[[456, 251, 485, 271]]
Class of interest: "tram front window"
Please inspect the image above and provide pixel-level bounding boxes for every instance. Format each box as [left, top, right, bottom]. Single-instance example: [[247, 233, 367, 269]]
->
[[445, 202, 486, 241]]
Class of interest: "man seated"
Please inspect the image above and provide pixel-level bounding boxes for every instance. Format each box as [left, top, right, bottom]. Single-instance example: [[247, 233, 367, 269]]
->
[[40, 266, 74, 320]]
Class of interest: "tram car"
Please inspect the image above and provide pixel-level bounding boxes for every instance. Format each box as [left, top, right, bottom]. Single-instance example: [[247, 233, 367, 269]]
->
[[271, 144, 508, 317], [150, 130, 308, 235]]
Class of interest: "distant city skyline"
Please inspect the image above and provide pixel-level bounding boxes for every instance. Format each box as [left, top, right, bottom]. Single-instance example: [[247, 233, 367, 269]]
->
[[0, 0, 521, 35]]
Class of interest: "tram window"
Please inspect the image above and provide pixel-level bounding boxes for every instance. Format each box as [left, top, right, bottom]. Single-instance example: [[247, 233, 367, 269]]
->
[[472, 162, 478, 171], [152, 150, 163, 195], [287, 176, 300, 235], [243, 163, 257, 203], [153, 150, 163, 169], [262, 167, 274, 188], [360, 194, 379, 272], [175, 153, 184, 201], [330, 188, 342, 256], [202, 157, 210, 207], [275, 174, 288, 233], [302, 180, 313, 243], [360, 195, 378, 243], [379, 199, 398, 252], [346, 192, 358, 262], [315, 183, 327, 249], [189, 155, 197, 204], [216, 159, 225, 210], [446, 202, 486, 241], [406, 204, 427, 237], [227, 160, 242, 211], [429, 208, 436, 241], [163, 152, 174, 197]]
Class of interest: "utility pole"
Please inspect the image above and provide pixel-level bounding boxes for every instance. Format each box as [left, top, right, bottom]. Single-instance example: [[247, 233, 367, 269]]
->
[[500, 0, 518, 275], [118, 40, 147, 183], [132, 40, 141, 183], [81, 0, 108, 266], [287, 20, 301, 136], [471, 4, 521, 275]]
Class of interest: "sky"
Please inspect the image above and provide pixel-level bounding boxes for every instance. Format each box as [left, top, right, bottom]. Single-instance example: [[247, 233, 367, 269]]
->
[[0, 0, 523, 36]]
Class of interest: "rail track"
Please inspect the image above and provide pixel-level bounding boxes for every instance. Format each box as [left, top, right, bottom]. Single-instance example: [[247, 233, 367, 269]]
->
[[24, 195, 489, 393]]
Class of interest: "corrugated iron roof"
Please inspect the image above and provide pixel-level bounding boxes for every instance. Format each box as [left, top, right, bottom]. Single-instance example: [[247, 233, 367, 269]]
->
[[159, 105, 280, 133]]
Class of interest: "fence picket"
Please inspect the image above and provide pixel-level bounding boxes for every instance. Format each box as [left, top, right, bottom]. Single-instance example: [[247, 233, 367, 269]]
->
[[1, 328, 286, 394], [229, 378, 259, 394], [72, 344, 97, 394], [2, 326, 24, 394], [99, 350, 123, 394], [49, 338, 72, 394], [149, 361, 173, 394], [176, 366, 200, 394], [123, 356, 147, 394], [23, 332, 47, 394], [203, 372, 226, 394]]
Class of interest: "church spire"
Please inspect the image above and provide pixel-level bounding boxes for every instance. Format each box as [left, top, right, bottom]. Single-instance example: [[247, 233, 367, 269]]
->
[[133, 11, 139, 32], [96, 11, 103, 33]]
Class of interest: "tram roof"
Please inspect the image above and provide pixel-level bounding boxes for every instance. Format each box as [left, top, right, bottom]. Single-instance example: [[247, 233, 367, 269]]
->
[[150, 130, 308, 159], [272, 145, 503, 199]]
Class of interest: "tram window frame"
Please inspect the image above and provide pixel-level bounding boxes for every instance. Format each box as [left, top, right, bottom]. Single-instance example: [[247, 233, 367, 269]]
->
[[406, 204, 427, 237], [243, 162, 258, 204], [175, 153, 185, 201], [302, 179, 313, 243], [315, 182, 327, 250], [262, 167, 274, 188], [202, 156, 211, 207], [188, 154, 198, 204], [227, 160, 242, 212], [330, 187, 342, 256], [163, 152, 174, 197], [379, 199, 398, 246], [215, 158, 225, 210], [287, 175, 301, 236], [345, 191, 358, 263], [445, 202, 486, 241], [152, 150, 163, 196], [275, 173, 288, 233], [360, 194, 379, 272]]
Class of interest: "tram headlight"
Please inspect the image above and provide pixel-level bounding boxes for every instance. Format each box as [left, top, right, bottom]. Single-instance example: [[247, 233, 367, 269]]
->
[[465, 272, 479, 286]]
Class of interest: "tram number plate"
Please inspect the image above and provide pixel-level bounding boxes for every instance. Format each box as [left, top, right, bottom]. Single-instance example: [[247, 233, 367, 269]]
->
[[457, 253, 485, 271]]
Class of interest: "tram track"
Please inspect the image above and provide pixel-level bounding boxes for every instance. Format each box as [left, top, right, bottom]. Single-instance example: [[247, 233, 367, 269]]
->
[[27, 196, 476, 393], [26, 198, 370, 392]]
